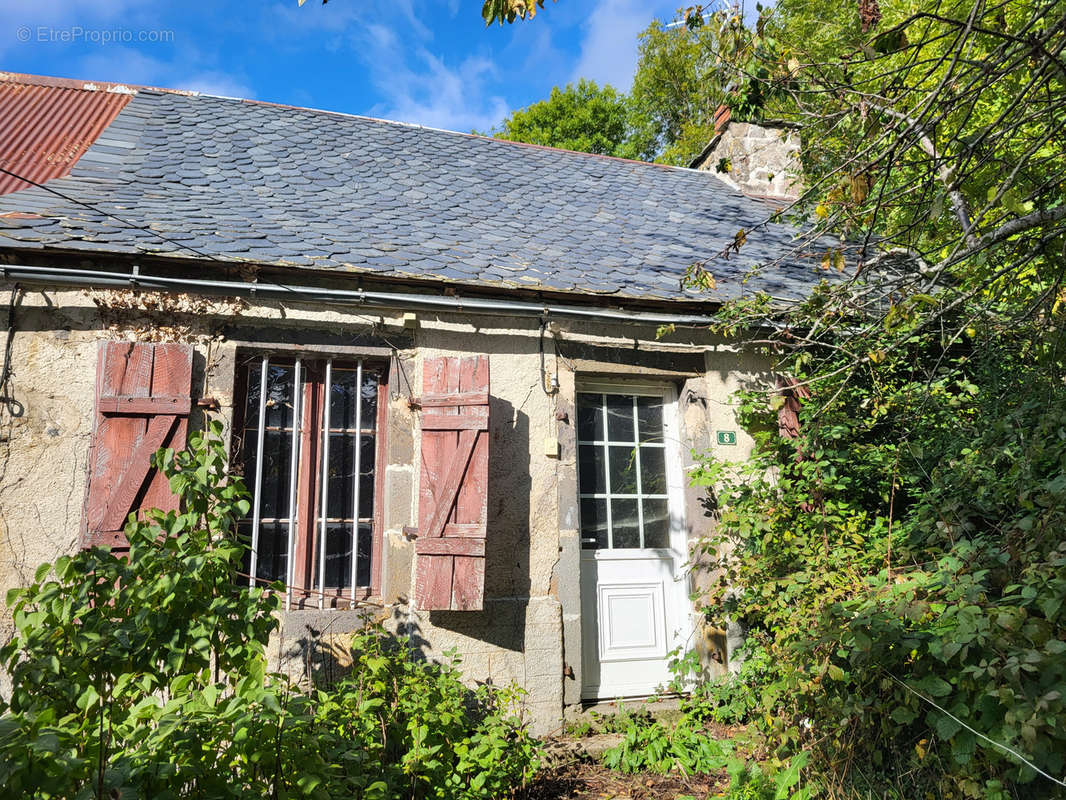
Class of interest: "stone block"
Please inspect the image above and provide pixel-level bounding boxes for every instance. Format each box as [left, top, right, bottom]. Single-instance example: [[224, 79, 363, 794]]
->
[[383, 466, 413, 531], [381, 531, 413, 604], [387, 397, 414, 465]]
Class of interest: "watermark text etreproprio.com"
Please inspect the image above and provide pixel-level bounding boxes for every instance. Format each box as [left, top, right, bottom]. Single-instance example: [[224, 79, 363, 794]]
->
[[16, 26, 175, 45]]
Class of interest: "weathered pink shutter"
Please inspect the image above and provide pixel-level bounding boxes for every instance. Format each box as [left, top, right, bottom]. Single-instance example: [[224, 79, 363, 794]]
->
[[776, 376, 810, 440], [82, 341, 194, 548], [414, 356, 489, 611]]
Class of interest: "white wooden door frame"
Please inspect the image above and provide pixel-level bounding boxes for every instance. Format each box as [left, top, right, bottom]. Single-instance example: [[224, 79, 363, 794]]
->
[[577, 379, 694, 700]]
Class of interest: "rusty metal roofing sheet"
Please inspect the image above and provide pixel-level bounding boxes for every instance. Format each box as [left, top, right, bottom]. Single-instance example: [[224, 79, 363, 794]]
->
[[0, 79, 131, 195]]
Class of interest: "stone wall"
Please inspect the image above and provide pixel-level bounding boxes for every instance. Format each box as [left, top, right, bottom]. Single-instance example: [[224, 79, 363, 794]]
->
[[695, 121, 802, 200], [0, 280, 771, 732]]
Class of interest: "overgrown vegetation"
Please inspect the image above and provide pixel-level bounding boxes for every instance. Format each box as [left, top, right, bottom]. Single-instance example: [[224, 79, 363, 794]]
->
[[597, 698, 810, 799], [520, 0, 1065, 795], [676, 0, 1066, 796], [0, 423, 539, 799]]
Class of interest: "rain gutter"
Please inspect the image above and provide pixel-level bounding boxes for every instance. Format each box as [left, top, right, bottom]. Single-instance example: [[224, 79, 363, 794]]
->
[[0, 263, 719, 326]]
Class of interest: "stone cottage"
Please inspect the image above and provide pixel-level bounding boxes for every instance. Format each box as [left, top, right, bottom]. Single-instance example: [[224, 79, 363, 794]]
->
[[0, 72, 821, 734]]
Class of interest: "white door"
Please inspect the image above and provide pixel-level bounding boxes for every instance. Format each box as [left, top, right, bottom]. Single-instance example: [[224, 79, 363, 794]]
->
[[577, 383, 692, 700]]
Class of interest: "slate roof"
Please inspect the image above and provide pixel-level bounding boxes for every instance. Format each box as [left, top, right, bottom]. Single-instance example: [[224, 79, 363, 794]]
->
[[0, 78, 825, 303]]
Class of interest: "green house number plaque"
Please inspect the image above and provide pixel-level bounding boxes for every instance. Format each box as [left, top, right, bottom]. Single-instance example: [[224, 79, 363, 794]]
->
[[717, 431, 737, 446]]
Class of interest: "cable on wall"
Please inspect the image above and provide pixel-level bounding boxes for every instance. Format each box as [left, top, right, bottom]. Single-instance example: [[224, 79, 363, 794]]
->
[[0, 284, 24, 419]]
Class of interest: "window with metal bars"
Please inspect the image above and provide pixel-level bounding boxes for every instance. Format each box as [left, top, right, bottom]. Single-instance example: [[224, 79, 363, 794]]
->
[[234, 354, 386, 608], [576, 391, 670, 550]]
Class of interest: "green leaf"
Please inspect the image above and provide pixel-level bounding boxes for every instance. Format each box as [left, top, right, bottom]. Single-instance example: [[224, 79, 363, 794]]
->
[[891, 706, 917, 725], [915, 676, 952, 698], [931, 711, 963, 740]]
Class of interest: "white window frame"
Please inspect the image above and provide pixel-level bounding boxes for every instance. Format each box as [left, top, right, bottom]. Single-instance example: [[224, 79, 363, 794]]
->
[[575, 379, 688, 558]]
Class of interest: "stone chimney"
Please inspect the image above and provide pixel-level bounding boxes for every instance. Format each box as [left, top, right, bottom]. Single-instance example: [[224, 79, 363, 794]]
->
[[690, 106, 802, 200]]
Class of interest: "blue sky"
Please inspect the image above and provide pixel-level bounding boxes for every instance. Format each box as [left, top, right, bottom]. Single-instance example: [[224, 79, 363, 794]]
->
[[1, 0, 684, 132]]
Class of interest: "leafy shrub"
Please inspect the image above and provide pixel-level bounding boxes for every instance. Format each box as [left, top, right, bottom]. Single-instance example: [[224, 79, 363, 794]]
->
[[722, 752, 810, 800], [0, 422, 539, 799], [602, 714, 732, 775], [314, 632, 539, 799], [678, 636, 774, 726], [600, 705, 811, 799], [692, 318, 1066, 797]]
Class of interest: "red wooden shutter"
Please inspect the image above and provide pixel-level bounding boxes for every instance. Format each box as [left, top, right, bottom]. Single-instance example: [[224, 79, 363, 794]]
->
[[83, 341, 194, 548], [776, 376, 810, 440], [414, 356, 489, 611]]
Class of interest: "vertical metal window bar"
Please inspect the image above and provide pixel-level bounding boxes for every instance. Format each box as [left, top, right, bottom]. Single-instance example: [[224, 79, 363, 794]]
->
[[284, 358, 302, 611], [631, 395, 646, 548], [349, 360, 363, 600], [600, 393, 614, 549], [248, 356, 269, 587], [318, 359, 333, 608]]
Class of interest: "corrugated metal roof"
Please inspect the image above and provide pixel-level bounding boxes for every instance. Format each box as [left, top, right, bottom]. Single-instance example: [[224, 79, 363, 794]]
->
[[0, 76, 131, 196]]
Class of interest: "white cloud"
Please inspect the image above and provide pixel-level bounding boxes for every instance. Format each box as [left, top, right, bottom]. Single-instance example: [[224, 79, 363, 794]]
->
[[348, 12, 510, 132], [569, 0, 677, 89], [371, 49, 510, 132], [260, 0, 504, 130]]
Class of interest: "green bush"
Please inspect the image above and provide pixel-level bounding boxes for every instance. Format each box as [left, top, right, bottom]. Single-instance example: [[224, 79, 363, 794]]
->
[[0, 422, 539, 799], [602, 713, 732, 775], [600, 706, 811, 798], [676, 637, 774, 726], [691, 316, 1066, 797]]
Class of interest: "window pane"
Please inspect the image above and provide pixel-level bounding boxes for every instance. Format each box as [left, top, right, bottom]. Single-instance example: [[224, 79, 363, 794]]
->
[[578, 444, 606, 494], [244, 363, 297, 432], [611, 498, 640, 548], [639, 446, 667, 494], [329, 367, 379, 431], [323, 522, 352, 589], [359, 435, 376, 518], [326, 432, 357, 519], [239, 521, 289, 583], [265, 365, 296, 429], [329, 368, 361, 430], [577, 394, 604, 441], [356, 523, 373, 587], [608, 445, 638, 494], [637, 396, 663, 443], [606, 394, 635, 442], [643, 498, 670, 548], [580, 498, 608, 549], [361, 373, 379, 431], [256, 430, 293, 520]]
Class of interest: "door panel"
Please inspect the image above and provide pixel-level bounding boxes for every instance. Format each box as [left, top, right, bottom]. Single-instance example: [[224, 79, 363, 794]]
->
[[599, 581, 665, 659], [581, 551, 683, 697], [577, 384, 692, 700]]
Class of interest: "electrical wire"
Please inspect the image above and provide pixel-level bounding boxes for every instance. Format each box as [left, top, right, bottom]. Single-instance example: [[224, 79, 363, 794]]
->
[[884, 671, 1066, 788], [0, 284, 24, 418]]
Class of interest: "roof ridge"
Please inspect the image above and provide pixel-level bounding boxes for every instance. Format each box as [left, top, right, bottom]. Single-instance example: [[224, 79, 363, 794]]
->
[[136, 86, 712, 177], [0, 71, 190, 96], [4, 70, 726, 178]]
